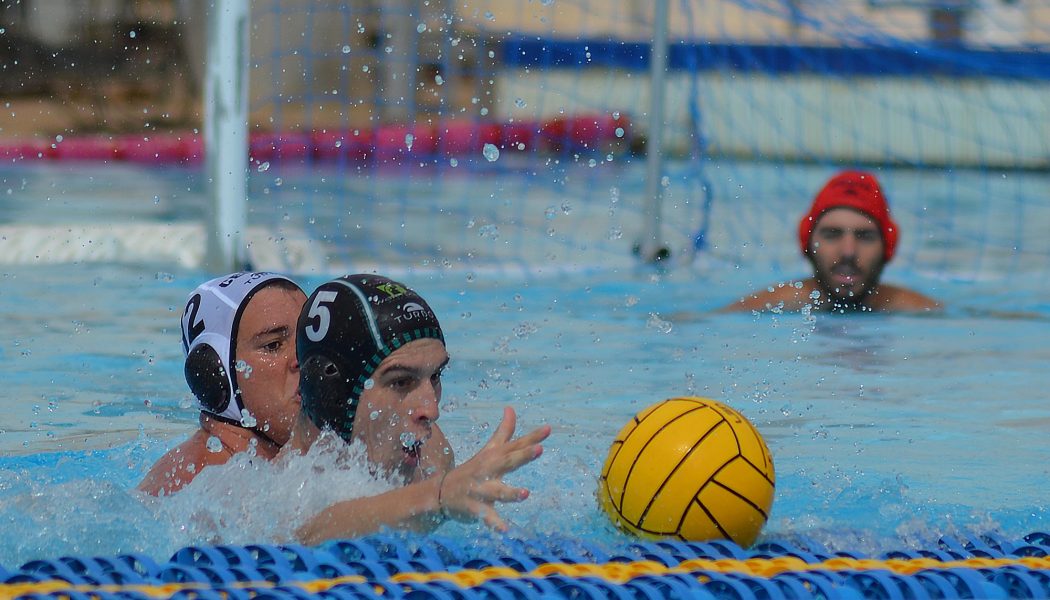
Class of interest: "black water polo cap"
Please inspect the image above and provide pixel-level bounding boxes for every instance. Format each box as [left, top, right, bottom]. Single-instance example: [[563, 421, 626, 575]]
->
[[297, 274, 445, 443]]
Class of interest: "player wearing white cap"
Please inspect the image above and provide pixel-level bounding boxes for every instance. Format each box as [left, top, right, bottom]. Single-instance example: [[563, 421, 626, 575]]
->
[[139, 272, 306, 496]]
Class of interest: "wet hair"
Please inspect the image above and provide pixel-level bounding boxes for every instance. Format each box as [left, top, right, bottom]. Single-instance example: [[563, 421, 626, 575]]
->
[[297, 274, 444, 443]]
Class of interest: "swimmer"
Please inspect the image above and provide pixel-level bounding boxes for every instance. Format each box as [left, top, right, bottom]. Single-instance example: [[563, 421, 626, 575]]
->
[[285, 274, 551, 543], [721, 170, 941, 313], [138, 272, 307, 496]]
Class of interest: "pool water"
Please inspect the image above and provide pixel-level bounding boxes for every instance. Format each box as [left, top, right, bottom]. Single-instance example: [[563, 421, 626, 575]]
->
[[0, 163, 1047, 570]]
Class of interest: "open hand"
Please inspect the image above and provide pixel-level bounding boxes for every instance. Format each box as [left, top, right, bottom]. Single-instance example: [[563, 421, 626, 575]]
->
[[437, 406, 551, 531]]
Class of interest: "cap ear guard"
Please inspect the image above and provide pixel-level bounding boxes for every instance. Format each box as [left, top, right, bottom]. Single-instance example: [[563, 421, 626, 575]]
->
[[300, 354, 358, 444], [184, 343, 234, 415]]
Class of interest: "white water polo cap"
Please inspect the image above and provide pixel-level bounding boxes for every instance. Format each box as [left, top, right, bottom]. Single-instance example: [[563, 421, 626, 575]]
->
[[181, 271, 302, 422]]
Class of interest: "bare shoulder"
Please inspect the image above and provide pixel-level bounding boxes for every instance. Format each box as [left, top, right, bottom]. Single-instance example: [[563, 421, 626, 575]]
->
[[717, 279, 817, 313], [137, 430, 233, 496], [873, 284, 942, 312]]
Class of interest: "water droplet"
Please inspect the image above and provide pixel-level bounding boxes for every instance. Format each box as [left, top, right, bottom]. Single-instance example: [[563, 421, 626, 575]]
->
[[240, 409, 257, 428], [615, 127, 625, 138], [370, 410, 380, 421], [405, 133, 414, 150], [482, 143, 500, 162], [235, 360, 253, 378], [449, 158, 458, 167], [478, 224, 500, 239], [257, 161, 270, 172], [206, 436, 223, 453], [416, 23, 427, 33], [341, 45, 351, 54], [435, 74, 444, 85], [646, 313, 673, 334], [514, 98, 527, 108], [364, 378, 375, 390]]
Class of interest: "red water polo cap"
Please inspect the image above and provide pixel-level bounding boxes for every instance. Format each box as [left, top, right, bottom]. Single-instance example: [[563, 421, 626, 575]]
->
[[798, 170, 898, 263]]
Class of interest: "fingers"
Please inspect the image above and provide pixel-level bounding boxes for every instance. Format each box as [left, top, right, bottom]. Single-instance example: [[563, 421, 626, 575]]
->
[[518, 424, 552, 446], [487, 424, 550, 477], [484, 406, 518, 449], [479, 505, 508, 533], [479, 480, 530, 503], [447, 408, 549, 532], [474, 484, 528, 533]]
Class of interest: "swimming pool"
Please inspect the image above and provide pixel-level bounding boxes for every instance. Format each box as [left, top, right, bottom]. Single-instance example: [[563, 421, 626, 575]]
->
[[0, 162, 1047, 596]]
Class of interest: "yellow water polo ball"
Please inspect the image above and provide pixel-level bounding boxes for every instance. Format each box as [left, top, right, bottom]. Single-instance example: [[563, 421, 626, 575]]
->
[[598, 396, 775, 547]]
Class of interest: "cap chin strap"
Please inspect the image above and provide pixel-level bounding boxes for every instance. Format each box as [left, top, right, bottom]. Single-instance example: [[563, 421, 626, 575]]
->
[[202, 406, 283, 449]]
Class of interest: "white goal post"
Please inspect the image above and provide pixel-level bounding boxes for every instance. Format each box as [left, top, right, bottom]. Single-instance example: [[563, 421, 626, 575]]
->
[[204, 0, 250, 273]]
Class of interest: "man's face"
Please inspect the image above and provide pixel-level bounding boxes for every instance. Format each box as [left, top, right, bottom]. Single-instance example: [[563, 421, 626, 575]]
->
[[234, 284, 307, 445], [808, 207, 886, 306], [352, 338, 449, 482]]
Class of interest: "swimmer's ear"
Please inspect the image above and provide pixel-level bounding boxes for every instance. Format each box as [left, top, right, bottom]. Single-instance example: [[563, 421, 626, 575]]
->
[[185, 344, 232, 414], [300, 354, 358, 444]]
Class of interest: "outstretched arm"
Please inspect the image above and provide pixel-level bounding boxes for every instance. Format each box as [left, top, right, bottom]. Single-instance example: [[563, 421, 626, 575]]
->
[[295, 407, 551, 544]]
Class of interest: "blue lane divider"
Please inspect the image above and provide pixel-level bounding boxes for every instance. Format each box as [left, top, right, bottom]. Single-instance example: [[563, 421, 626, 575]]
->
[[3, 532, 1050, 599]]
